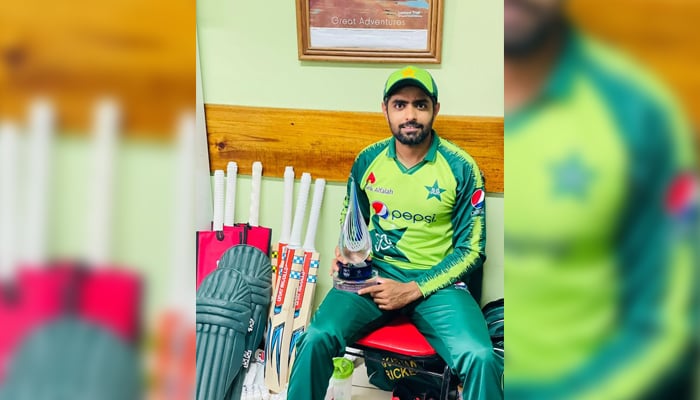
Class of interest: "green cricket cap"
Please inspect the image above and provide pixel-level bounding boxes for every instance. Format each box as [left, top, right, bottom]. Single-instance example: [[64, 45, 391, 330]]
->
[[383, 66, 438, 102]]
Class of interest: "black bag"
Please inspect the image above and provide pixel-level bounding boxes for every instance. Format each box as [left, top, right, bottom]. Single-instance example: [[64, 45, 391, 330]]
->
[[364, 349, 452, 392], [482, 298, 504, 356]]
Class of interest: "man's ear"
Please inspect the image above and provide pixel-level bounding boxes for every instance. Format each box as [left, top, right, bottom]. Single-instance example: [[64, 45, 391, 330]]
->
[[433, 102, 441, 117], [381, 101, 388, 119]]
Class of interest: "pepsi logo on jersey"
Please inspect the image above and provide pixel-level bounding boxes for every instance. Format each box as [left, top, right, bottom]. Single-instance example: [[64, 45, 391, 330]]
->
[[665, 171, 698, 225], [470, 189, 485, 216], [372, 201, 437, 224]]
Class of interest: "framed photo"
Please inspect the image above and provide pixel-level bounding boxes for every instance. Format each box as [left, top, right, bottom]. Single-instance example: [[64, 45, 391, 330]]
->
[[296, 0, 444, 63]]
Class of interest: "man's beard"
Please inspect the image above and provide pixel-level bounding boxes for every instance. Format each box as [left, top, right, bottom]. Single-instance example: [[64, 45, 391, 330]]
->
[[391, 120, 433, 146], [504, 0, 565, 59]]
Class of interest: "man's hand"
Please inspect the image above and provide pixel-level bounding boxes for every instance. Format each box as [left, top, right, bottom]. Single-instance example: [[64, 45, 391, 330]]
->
[[358, 278, 423, 310]]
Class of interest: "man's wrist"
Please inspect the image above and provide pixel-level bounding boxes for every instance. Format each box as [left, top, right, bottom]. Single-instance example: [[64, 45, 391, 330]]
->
[[407, 281, 423, 301]]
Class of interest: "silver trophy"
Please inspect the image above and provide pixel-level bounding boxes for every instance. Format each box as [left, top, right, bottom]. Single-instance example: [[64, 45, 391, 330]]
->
[[333, 179, 378, 292]]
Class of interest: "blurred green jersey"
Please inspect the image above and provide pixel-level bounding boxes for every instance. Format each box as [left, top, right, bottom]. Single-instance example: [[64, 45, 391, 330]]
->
[[506, 30, 697, 400]]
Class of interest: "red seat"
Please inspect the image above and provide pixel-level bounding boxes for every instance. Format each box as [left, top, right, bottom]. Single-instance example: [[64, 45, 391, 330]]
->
[[348, 317, 457, 399], [354, 316, 436, 357]]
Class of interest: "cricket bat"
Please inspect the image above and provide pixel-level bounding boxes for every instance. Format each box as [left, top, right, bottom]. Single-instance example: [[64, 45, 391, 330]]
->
[[264, 172, 311, 393], [288, 178, 326, 374], [272, 166, 295, 295]]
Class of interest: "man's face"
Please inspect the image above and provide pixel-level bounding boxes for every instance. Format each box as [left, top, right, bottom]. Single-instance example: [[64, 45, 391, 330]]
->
[[382, 86, 440, 146], [505, 0, 564, 57]]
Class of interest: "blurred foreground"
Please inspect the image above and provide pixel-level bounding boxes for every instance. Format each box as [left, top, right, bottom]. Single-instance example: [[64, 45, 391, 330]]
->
[[505, 0, 699, 399], [0, 0, 196, 398]]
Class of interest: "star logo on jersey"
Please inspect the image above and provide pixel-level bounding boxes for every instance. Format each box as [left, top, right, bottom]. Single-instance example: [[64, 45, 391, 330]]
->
[[425, 180, 446, 201], [550, 153, 596, 201]]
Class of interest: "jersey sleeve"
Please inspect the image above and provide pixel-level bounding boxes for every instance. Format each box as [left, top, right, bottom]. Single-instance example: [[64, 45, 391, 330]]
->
[[415, 163, 487, 297]]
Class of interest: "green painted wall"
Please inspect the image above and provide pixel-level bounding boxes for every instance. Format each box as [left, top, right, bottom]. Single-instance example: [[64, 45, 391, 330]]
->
[[197, 0, 504, 115], [197, 0, 504, 309]]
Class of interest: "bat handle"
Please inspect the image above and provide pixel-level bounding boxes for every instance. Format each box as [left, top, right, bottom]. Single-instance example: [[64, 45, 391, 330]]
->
[[279, 166, 295, 244], [302, 179, 326, 251], [0, 122, 20, 280], [24, 99, 54, 264], [87, 99, 119, 266], [225, 161, 237, 226], [212, 170, 225, 232], [289, 173, 312, 246], [249, 161, 263, 227]]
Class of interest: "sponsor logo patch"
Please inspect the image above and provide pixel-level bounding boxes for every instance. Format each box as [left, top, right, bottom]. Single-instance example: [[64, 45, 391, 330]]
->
[[365, 172, 394, 194], [665, 172, 698, 224], [471, 189, 485, 209], [366, 172, 376, 184], [372, 201, 436, 224], [372, 201, 390, 219]]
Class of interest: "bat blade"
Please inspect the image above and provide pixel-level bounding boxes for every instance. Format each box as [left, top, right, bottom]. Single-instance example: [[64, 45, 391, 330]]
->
[[264, 247, 302, 393], [287, 250, 319, 376], [264, 173, 310, 393], [288, 179, 325, 374]]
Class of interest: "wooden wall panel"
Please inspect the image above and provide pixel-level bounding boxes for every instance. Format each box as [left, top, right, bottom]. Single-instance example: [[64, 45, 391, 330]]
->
[[205, 104, 504, 193], [0, 0, 194, 135], [569, 0, 700, 130]]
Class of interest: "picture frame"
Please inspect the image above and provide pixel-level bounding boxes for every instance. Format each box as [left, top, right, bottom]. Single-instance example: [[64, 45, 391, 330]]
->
[[296, 0, 444, 63]]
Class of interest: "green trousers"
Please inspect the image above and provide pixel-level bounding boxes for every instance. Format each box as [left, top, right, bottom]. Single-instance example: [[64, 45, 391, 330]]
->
[[287, 280, 503, 399]]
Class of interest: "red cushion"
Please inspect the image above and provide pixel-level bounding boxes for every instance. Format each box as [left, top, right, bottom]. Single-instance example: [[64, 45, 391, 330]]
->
[[355, 316, 437, 357]]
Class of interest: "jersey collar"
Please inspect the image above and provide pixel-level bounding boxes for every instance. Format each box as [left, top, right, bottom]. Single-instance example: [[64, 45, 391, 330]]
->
[[387, 131, 440, 174]]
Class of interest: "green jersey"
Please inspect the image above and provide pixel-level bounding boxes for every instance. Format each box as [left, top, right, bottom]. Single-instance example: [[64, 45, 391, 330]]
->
[[341, 132, 487, 297], [506, 29, 697, 400]]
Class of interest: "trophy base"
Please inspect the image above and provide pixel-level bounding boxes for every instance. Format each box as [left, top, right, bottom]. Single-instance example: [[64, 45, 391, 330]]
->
[[336, 259, 374, 281], [333, 270, 379, 293]]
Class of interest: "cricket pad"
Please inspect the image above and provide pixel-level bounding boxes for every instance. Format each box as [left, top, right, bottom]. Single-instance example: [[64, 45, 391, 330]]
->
[[196, 267, 252, 400], [0, 316, 140, 400], [219, 245, 272, 400]]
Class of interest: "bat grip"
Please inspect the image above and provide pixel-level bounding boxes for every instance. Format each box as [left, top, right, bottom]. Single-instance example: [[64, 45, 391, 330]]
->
[[87, 99, 119, 266], [289, 173, 312, 246], [0, 122, 20, 279], [213, 170, 225, 231], [24, 99, 54, 263], [224, 161, 237, 226], [249, 161, 263, 226], [303, 179, 326, 251], [279, 166, 295, 243]]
